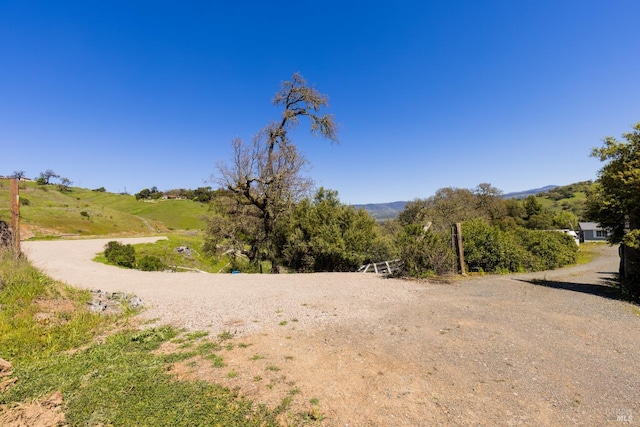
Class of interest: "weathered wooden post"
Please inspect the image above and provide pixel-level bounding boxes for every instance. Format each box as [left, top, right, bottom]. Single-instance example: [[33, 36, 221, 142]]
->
[[454, 222, 466, 276], [10, 178, 20, 252]]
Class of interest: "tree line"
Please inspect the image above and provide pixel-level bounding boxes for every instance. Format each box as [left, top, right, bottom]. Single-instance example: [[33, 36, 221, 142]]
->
[[8, 74, 637, 301], [200, 73, 582, 277]]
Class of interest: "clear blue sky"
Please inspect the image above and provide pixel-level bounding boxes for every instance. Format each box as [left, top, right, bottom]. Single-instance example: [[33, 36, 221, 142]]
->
[[2, 1, 639, 204]]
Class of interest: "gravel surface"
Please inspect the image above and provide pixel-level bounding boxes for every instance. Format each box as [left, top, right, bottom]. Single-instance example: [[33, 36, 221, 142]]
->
[[22, 238, 640, 426]]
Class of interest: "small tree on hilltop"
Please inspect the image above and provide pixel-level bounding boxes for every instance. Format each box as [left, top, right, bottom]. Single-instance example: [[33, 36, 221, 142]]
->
[[37, 169, 60, 185], [10, 170, 26, 180], [57, 177, 73, 193]]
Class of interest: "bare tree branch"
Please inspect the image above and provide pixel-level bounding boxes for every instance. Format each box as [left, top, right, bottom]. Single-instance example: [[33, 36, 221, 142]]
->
[[209, 74, 337, 270]]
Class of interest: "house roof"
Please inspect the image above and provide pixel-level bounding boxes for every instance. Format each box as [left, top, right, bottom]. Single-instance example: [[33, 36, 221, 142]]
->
[[579, 222, 601, 231]]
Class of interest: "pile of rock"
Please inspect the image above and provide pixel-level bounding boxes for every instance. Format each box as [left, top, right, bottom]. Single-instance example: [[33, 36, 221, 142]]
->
[[175, 245, 193, 255], [87, 290, 143, 314]]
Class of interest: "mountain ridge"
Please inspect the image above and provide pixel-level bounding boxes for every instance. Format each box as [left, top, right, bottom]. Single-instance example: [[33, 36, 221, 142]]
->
[[353, 185, 560, 221]]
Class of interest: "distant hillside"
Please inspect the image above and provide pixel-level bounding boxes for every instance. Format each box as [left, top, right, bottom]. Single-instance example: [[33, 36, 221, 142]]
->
[[0, 181, 209, 239], [502, 185, 559, 200], [2, 180, 593, 237], [353, 184, 592, 220], [532, 181, 593, 219], [352, 201, 407, 221]]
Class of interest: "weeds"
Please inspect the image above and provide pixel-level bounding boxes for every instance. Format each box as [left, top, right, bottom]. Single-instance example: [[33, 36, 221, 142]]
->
[[185, 330, 210, 340], [217, 330, 235, 341], [0, 248, 303, 426]]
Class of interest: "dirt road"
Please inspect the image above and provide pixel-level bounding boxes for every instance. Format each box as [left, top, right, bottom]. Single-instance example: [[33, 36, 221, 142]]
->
[[23, 238, 640, 426]]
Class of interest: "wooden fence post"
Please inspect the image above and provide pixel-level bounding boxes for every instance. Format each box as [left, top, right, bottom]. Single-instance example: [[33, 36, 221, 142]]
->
[[454, 222, 465, 276], [10, 178, 20, 252]]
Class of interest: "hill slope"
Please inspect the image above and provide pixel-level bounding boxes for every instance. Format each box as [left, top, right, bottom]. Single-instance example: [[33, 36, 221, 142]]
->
[[0, 181, 209, 239]]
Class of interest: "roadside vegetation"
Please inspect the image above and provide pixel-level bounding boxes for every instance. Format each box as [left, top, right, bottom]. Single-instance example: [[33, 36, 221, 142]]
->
[[0, 74, 620, 282], [0, 180, 209, 238], [96, 235, 233, 273], [1, 176, 590, 277], [0, 246, 317, 425]]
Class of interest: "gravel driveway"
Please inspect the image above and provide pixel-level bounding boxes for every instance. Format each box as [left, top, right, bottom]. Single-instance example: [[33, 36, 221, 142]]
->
[[22, 238, 640, 426]]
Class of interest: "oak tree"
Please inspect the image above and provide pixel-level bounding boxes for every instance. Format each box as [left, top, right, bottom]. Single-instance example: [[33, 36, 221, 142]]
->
[[587, 122, 640, 299], [208, 73, 338, 270]]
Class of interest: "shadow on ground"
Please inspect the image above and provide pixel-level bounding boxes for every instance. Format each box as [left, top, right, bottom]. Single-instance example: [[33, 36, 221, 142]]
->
[[517, 272, 621, 300]]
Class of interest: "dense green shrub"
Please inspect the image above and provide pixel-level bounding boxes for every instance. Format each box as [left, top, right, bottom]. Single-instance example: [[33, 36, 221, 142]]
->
[[279, 189, 394, 272], [104, 241, 136, 268], [463, 218, 529, 273], [137, 255, 166, 272], [519, 229, 577, 270], [462, 219, 577, 273], [396, 225, 455, 276]]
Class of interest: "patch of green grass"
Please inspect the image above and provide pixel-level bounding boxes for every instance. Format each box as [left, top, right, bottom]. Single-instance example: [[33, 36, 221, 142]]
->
[[279, 320, 288, 326], [266, 365, 280, 372], [0, 248, 297, 426], [133, 234, 229, 273], [0, 182, 213, 238], [288, 387, 301, 396], [227, 370, 239, 378], [250, 354, 266, 361], [0, 250, 110, 363], [185, 331, 209, 340], [207, 353, 226, 368], [576, 243, 599, 265], [3, 326, 281, 426], [217, 330, 235, 341], [160, 351, 198, 364], [92, 234, 231, 274], [302, 406, 325, 422], [197, 341, 222, 354]]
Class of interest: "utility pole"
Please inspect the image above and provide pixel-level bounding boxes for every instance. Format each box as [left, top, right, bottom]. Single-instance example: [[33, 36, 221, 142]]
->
[[10, 178, 20, 252]]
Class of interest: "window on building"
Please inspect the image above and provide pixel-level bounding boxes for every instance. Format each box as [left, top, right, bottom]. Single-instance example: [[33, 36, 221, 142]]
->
[[596, 230, 607, 237]]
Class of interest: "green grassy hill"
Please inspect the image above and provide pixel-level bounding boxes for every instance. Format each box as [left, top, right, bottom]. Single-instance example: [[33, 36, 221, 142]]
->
[[533, 181, 592, 219], [0, 180, 209, 239]]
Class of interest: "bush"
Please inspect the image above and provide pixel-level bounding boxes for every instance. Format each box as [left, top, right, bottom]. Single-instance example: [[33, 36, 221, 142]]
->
[[462, 219, 577, 273], [137, 255, 166, 272], [463, 218, 528, 273], [519, 229, 577, 270], [396, 225, 455, 277], [104, 241, 136, 268], [279, 189, 394, 272]]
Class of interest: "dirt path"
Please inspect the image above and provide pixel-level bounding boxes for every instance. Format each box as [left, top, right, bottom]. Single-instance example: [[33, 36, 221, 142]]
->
[[22, 239, 640, 426]]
